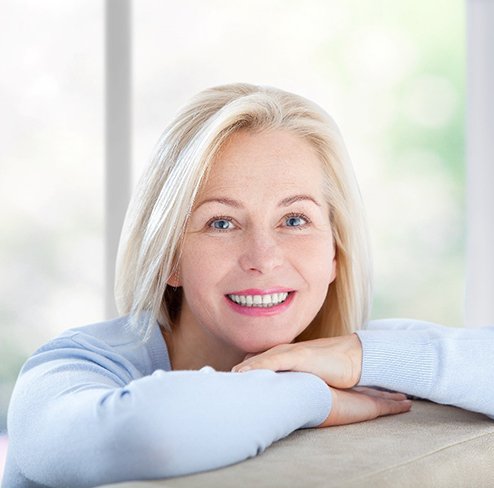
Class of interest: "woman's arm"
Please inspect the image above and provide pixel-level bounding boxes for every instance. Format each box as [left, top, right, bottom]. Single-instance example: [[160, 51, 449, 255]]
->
[[233, 319, 494, 419], [356, 319, 494, 418], [4, 334, 331, 488]]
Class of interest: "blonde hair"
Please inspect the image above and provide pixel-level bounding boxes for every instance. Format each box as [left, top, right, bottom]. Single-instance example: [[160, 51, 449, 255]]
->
[[115, 83, 372, 341]]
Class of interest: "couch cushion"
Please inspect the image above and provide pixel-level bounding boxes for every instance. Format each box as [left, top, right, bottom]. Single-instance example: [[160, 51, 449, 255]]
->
[[98, 400, 494, 488]]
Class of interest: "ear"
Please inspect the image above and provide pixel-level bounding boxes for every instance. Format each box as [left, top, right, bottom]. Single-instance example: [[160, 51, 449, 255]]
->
[[167, 268, 182, 287], [329, 257, 337, 283]]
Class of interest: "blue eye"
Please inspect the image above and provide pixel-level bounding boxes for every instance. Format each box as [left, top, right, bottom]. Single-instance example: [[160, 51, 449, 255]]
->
[[213, 220, 231, 229], [208, 217, 235, 231], [285, 214, 308, 227]]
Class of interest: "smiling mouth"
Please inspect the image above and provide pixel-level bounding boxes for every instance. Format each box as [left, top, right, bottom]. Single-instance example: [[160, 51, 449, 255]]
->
[[226, 292, 293, 308]]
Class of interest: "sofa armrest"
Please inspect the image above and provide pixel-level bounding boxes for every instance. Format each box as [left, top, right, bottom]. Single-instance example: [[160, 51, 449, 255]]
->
[[99, 400, 494, 488]]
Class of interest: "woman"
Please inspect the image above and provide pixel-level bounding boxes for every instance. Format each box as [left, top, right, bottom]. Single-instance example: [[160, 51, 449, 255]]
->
[[3, 84, 492, 488]]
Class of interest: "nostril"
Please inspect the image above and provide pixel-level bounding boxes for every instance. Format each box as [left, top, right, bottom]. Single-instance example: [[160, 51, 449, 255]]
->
[[238, 249, 284, 274]]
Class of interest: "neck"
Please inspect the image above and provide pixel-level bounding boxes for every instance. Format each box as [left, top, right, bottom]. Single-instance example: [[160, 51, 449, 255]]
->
[[162, 319, 246, 372]]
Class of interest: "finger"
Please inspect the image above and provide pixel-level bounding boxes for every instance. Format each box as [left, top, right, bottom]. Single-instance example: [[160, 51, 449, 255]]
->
[[231, 345, 299, 372], [355, 396, 412, 422], [353, 387, 408, 401], [231, 353, 291, 373], [322, 388, 412, 427], [377, 398, 413, 417]]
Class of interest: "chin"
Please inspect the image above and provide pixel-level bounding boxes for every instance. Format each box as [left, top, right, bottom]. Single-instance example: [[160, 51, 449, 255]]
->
[[234, 330, 299, 354]]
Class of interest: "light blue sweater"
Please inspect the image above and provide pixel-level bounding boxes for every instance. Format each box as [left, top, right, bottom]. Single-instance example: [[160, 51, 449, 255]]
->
[[3, 315, 494, 487]]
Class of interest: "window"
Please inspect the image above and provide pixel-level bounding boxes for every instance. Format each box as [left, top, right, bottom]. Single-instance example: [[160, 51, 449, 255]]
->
[[0, 0, 469, 444]]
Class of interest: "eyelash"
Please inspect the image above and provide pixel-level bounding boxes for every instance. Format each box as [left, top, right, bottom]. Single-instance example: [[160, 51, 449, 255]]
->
[[206, 215, 234, 232], [206, 213, 312, 232]]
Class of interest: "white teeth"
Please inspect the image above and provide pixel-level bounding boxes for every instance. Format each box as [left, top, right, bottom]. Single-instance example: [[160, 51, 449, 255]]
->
[[227, 292, 290, 307]]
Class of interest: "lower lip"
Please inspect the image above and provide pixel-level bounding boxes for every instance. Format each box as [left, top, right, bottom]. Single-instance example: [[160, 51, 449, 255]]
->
[[224, 292, 296, 316]]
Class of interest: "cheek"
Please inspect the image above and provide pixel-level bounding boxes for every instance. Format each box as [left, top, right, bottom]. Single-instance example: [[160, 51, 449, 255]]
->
[[290, 236, 335, 284], [179, 239, 232, 291], [179, 249, 219, 320]]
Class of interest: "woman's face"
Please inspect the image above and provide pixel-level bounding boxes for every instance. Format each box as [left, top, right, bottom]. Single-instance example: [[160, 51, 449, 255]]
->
[[172, 129, 336, 355]]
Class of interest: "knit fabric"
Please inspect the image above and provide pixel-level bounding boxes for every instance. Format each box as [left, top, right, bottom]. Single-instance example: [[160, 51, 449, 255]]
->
[[2, 314, 331, 488], [356, 318, 494, 418], [3, 315, 493, 487]]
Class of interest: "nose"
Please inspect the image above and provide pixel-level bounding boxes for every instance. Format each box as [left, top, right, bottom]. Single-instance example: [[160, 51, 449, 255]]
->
[[238, 229, 284, 274]]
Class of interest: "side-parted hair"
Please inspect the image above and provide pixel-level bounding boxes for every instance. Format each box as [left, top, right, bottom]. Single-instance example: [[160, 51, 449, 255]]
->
[[115, 83, 372, 341]]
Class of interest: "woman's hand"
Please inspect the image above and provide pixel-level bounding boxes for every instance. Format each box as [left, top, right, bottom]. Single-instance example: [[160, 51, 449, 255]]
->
[[231, 334, 363, 389], [231, 335, 412, 427], [320, 387, 412, 427]]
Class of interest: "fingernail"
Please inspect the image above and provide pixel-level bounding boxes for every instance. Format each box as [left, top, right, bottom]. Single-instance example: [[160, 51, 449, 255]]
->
[[237, 366, 251, 373]]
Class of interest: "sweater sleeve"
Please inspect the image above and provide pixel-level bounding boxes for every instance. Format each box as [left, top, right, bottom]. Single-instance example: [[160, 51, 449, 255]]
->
[[355, 318, 494, 419], [4, 332, 331, 488]]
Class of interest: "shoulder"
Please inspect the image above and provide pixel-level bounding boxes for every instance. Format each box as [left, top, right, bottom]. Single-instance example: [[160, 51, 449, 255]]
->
[[364, 318, 448, 331], [24, 313, 170, 380], [58, 314, 142, 351], [362, 318, 494, 340]]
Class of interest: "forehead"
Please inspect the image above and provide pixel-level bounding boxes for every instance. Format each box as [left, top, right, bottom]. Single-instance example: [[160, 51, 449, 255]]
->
[[199, 130, 326, 199]]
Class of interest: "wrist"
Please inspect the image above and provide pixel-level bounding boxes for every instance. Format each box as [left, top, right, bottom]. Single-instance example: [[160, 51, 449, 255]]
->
[[350, 333, 363, 386]]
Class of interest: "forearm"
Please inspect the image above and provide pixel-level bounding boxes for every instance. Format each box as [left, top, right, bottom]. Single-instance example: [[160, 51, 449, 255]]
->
[[356, 320, 494, 418], [7, 365, 331, 487]]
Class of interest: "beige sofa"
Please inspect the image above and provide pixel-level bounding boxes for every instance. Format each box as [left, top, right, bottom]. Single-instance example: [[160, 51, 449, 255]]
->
[[99, 400, 494, 487]]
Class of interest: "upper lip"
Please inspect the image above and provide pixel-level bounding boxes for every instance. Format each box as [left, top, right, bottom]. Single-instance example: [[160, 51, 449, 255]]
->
[[226, 288, 294, 296]]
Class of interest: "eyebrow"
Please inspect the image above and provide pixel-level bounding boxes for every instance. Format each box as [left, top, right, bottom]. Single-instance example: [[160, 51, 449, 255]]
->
[[194, 194, 322, 210]]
